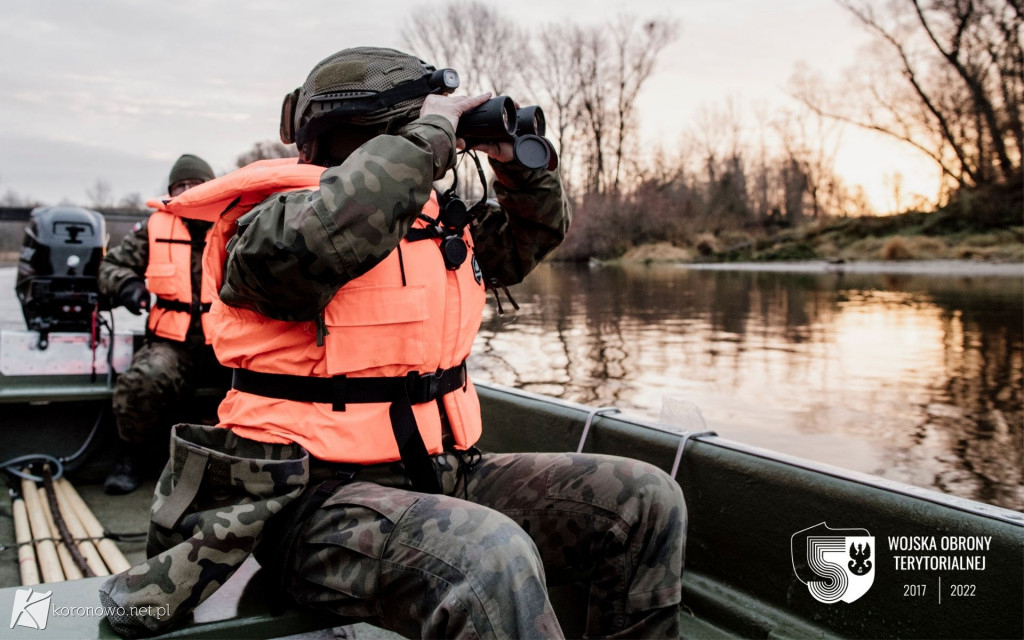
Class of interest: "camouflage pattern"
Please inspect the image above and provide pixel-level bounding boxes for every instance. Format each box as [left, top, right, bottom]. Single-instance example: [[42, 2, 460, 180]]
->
[[219, 114, 570, 321], [101, 217, 225, 442], [273, 451, 684, 638], [98, 219, 150, 299], [110, 340, 224, 442], [99, 424, 309, 638], [471, 159, 572, 287], [97, 94, 679, 639]]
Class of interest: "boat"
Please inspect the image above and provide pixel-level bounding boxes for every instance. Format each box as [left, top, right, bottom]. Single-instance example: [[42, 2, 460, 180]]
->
[[1, 207, 1021, 639], [3, 353, 1022, 639]]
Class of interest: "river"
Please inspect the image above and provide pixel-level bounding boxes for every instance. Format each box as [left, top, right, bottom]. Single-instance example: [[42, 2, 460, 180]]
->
[[471, 261, 1024, 511], [2, 262, 1021, 511]]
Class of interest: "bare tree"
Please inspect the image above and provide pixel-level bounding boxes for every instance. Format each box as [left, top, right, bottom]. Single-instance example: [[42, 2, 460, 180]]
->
[[117, 192, 146, 211], [401, 1, 526, 95], [563, 16, 678, 196], [693, 99, 745, 187], [402, 3, 679, 202], [86, 179, 114, 209], [794, 0, 1023, 191], [773, 106, 847, 219], [1, 186, 43, 208], [531, 24, 585, 196], [236, 140, 299, 168], [572, 27, 610, 195], [607, 16, 679, 193]]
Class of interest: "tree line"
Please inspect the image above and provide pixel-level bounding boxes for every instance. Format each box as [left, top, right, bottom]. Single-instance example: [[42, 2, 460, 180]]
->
[[5, 0, 1018, 262], [402, 0, 1021, 260]]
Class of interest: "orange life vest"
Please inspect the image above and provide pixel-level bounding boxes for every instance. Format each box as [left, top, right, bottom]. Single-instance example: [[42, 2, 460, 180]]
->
[[155, 159, 486, 477], [144, 212, 214, 342]]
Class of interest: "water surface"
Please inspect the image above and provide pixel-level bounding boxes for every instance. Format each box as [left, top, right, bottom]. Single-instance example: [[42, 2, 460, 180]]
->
[[471, 262, 1024, 511], [3, 265, 1020, 510]]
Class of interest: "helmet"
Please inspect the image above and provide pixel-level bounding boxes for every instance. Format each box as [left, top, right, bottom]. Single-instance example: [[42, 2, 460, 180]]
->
[[280, 47, 459, 149]]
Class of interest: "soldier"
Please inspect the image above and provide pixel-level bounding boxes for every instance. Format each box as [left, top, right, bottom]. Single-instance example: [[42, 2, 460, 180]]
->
[[98, 154, 228, 494], [102, 48, 686, 638]]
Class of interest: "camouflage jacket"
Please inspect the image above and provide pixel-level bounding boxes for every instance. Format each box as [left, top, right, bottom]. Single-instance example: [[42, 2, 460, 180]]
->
[[220, 115, 571, 321], [99, 217, 212, 346]]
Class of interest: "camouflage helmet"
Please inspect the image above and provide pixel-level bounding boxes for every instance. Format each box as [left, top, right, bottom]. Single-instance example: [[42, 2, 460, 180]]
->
[[280, 47, 458, 148]]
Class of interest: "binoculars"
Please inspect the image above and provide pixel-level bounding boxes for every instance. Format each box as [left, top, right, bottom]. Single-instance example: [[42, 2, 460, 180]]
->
[[456, 97, 557, 170]]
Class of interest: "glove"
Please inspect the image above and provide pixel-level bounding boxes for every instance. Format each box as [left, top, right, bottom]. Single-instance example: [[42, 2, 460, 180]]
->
[[118, 281, 150, 315]]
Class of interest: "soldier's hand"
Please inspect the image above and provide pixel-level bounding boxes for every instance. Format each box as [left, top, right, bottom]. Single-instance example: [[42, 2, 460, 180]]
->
[[468, 141, 515, 164], [421, 93, 492, 142], [118, 281, 150, 315]]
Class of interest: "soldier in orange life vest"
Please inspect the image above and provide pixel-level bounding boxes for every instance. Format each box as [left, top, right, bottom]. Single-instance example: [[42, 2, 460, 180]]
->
[[146, 48, 686, 638], [97, 154, 229, 494]]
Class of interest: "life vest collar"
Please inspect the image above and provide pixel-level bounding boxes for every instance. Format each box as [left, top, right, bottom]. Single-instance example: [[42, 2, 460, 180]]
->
[[147, 158, 324, 222]]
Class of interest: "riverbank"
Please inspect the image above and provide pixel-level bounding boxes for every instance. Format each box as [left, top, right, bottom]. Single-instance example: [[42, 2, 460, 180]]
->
[[680, 259, 1023, 276], [595, 187, 1024, 269], [4, 253, 1021, 277], [603, 242, 1023, 276]]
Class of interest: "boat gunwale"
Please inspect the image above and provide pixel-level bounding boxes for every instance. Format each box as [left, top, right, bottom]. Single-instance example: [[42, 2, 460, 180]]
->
[[475, 381, 1024, 526]]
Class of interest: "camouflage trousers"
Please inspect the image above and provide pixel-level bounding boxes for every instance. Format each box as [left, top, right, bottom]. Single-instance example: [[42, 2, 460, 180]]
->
[[112, 339, 224, 443], [274, 451, 686, 639]]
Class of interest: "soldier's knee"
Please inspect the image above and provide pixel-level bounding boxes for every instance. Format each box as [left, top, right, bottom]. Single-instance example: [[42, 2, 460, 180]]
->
[[637, 461, 686, 522], [493, 522, 545, 570], [459, 522, 553, 635], [466, 513, 545, 582]]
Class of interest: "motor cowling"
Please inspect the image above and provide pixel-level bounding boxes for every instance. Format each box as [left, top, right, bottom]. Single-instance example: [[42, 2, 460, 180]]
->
[[15, 206, 108, 336]]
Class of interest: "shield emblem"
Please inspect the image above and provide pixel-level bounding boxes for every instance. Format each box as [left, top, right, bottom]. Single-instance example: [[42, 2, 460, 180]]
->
[[792, 522, 875, 603]]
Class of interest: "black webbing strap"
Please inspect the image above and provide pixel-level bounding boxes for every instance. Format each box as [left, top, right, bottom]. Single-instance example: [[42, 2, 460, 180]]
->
[[388, 393, 440, 494], [231, 364, 468, 494], [294, 74, 438, 147], [155, 297, 212, 314], [154, 238, 207, 247], [405, 226, 444, 242]]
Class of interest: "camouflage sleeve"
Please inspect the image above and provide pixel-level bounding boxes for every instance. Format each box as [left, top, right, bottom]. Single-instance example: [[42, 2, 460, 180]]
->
[[98, 220, 149, 297], [469, 160, 572, 286], [219, 115, 457, 321]]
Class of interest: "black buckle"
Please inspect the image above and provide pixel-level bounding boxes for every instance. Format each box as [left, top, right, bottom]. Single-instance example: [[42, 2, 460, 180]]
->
[[192, 301, 212, 315], [406, 371, 439, 404], [331, 375, 347, 412]]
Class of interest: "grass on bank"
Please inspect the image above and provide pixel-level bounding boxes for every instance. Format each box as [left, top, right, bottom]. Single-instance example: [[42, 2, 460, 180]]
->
[[603, 181, 1024, 265]]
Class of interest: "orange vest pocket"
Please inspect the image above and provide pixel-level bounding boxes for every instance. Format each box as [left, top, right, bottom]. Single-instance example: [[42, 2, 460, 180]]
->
[[144, 262, 179, 296], [324, 284, 429, 374]]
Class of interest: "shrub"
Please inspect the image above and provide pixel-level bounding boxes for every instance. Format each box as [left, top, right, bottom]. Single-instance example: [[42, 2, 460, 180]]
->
[[880, 237, 913, 260], [694, 233, 719, 256]]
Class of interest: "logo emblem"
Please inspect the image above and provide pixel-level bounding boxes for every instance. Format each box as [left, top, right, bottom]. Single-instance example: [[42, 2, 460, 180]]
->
[[471, 255, 483, 285], [10, 588, 51, 630], [792, 522, 875, 603]]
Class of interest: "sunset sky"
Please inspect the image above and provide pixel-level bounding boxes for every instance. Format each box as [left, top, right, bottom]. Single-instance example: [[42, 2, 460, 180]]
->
[[0, 0, 940, 212]]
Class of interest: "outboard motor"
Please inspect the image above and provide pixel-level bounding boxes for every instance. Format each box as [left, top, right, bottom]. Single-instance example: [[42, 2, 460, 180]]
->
[[15, 206, 108, 345]]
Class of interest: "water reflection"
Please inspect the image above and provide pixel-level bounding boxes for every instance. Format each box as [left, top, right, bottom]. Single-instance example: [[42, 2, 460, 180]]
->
[[471, 263, 1024, 511]]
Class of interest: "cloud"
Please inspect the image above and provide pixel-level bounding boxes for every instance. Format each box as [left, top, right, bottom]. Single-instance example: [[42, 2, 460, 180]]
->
[[0, 135, 168, 204]]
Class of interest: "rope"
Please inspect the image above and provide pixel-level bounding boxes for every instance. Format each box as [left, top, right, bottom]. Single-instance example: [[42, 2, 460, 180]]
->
[[42, 466, 95, 577]]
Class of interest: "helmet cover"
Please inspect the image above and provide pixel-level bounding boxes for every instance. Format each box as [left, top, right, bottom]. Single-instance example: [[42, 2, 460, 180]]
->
[[284, 47, 434, 144]]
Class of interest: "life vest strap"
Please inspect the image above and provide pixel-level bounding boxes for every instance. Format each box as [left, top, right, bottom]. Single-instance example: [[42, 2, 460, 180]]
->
[[154, 237, 207, 247], [155, 297, 212, 315], [230, 364, 469, 494], [231, 364, 466, 410]]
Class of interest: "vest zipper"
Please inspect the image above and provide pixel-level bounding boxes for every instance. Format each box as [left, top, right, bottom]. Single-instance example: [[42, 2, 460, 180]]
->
[[396, 244, 408, 286]]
